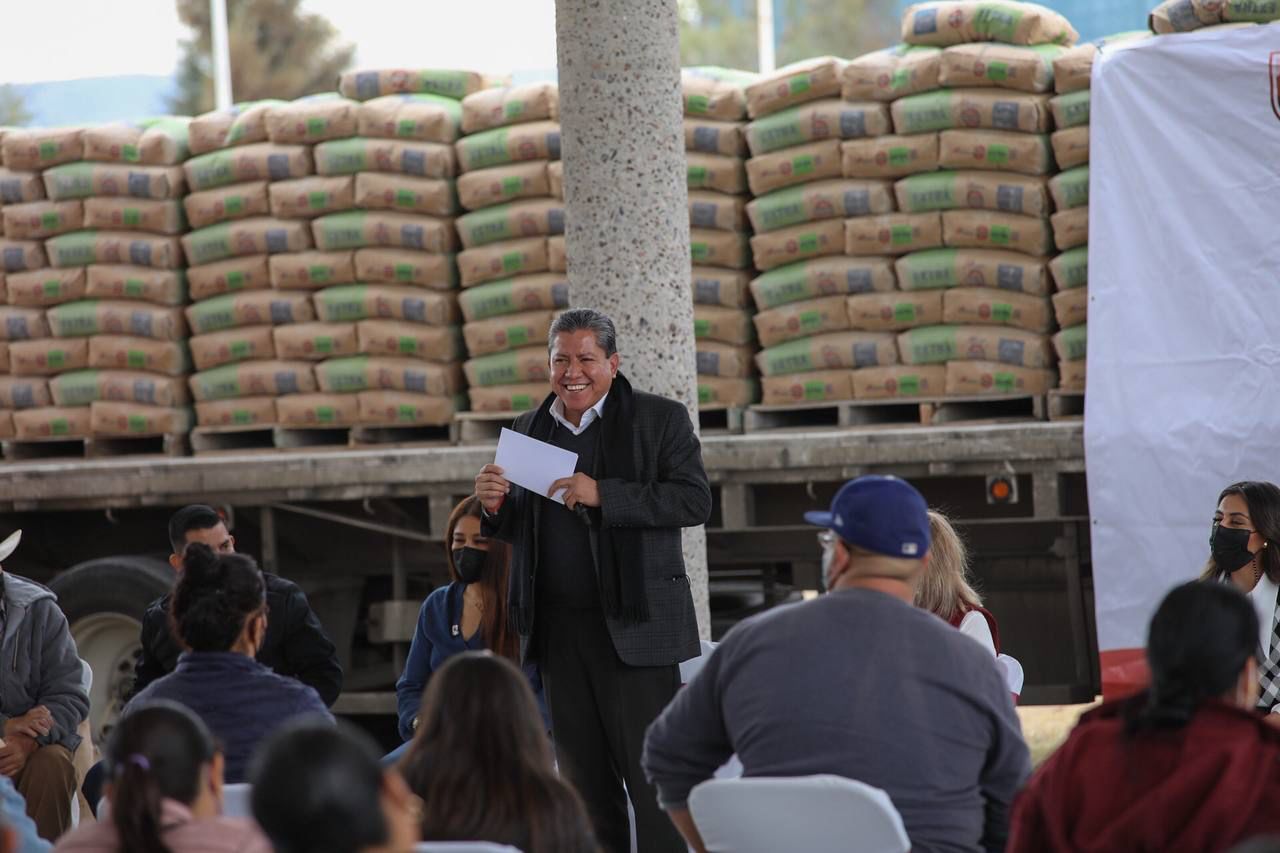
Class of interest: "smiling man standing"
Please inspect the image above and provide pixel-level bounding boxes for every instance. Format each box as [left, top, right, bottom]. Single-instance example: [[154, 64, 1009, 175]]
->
[[475, 308, 711, 853]]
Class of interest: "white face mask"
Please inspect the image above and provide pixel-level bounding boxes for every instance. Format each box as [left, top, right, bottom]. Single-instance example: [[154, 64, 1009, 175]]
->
[[821, 540, 838, 591]]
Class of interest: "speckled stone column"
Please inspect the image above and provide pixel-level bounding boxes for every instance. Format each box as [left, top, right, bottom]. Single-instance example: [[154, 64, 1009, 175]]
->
[[555, 0, 710, 639]]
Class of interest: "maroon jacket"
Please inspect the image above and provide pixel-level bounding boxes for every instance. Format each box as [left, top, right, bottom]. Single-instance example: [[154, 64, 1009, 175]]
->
[[1009, 697, 1280, 852]]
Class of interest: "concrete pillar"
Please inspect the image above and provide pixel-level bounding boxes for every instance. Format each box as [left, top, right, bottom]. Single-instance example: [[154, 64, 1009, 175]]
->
[[555, 0, 711, 639]]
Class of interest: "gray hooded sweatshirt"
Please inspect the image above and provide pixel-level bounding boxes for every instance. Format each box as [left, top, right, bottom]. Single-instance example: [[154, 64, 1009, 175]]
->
[[0, 573, 88, 753]]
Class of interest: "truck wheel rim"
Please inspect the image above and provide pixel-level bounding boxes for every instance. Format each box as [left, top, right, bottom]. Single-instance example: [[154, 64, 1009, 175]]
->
[[72, 613, 142, 748]]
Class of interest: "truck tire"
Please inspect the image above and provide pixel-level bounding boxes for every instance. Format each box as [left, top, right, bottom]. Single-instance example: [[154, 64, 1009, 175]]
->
[[50, 557, 174, 746]]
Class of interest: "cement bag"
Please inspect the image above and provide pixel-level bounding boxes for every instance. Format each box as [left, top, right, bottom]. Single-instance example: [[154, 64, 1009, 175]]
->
[[1053, 32, 1148, 93], [264, 96, 360, 144], [269, 251, 356, 291], [313, 285, 460, 326], [756, 330, 899, 376], [693, 267, 752, 308], [847, 291, 944, 331], [751, 219, 845, 271], [689, 191, 748, 232], [1050, 206, 1088, 252], [750, 256, 897, 309], [459, 238, 550, 287], [273, 322, 360, 361], [189, 360, 318, 401], [0, 342, 8, 373], [268, 176, 356, 219], [841, 135, 940, 179], [547, 235, 567, 272], [182, 218, 312, 265], [90, 402, 194, 436], [845, 212, 944, 256], [0, 307, 50, 341], [195, 396, 278, 427], [1051, 126, 1089, 170], [359, 391, 461, 426], [463, 310, 556, 356], [9, 339, 89, 376], [311, 211, 455, 253], [842, 45, 942, 102], [84, 199, 184, 235], [942, 210, 1054, 256], [1052, 286, 1088, 328], [189, 327, 277, 371], [1048, 166, 1088, 211], [694, 305, 755, 346], [458, 273, 568, 321], [891, 89, 1050, 134], [337, 69, 489, 101], [754, 295, 851, 347], [358, 94, 463, 144], [184, 143, 313, 191], [1049, 245, 1087, 290], [1, 128, 83, 171], [938, 130, 1054, 176], [184, 291, 315, 335], [682, 69, 754, 121], [0, 240, 48, 273], [1049, 90, 1090, 129], [455, 200, 564, 249], [315, 356, 465, 396], [853, 364, 948, 400], [276, 392, 360, 426], [686, 119, 747, 157], [47, 301, 186, 341], [744, 99, 892, 156], [745, 57, 845, 119], [3, 201, 84, 240], [50, 369, 189, 407], [687, 154, 748, 195], [82, 117, 192, 166], [0, 376, 51, 408], [456, 121, 561, 173], [458, 162, 550, 211], [761, 369, 854, 405], [894, 171, 1049, 216], [747, 178, 894, 233], [695, 341, 757, 378], [47, 232, 183, 270], [188, 101, 286, 153], [353, 248, 458, 290], [464, 348, 552, 387], [355, 173, 456, 217], [88, 336, 190, 376], [942, 287, 1052, 333], [314, 138, 456, 179], [897, 324, 1052, 367], [1059, 358, 1085, 392], [0, 410, 10, 440], [188, 255, 272, 301], [7, 268, 87, 307], [468, 382, 550, 413], [12, 407, 92, 440], [1149, 0, 1280, 33], [901, 1, 1079, 47], [0, 169, 46, 204], [461, 83, 559, 134], [746, 139, 843, 195], [184, 182, 272, 229], [697, 377, 759, 407], [356, 320, 466, 362], [938, 43, 1065, 93], [896, 248, 1049, 294], [945, 360, 1055, 395]]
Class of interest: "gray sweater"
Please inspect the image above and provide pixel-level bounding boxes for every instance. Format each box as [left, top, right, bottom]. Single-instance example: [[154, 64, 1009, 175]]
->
[[641, 588, 1030, 853]]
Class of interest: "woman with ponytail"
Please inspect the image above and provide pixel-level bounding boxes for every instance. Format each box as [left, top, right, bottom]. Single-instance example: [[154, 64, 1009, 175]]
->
[[53, 701, 269, 852], [1008, 581, 1280, 851], [125, 544, 331, 783]]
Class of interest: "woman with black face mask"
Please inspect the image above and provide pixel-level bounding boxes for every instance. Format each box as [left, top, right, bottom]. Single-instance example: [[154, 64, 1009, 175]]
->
[[1202, 480, 1280, 714], [392, 497, 547, 758]]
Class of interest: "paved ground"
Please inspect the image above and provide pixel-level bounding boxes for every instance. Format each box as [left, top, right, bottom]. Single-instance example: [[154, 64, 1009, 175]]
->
[[1016, 698, 1101, 767]]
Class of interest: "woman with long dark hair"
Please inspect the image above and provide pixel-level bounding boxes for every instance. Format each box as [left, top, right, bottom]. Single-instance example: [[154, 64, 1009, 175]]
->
[[400, 652, 598, 853], [1008, 581, 1280, 851], [53, 701, 269, 852]]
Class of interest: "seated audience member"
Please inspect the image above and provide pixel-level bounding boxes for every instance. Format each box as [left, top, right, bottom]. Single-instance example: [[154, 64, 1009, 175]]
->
[[643, 476, 1030, 853], [1009, 581, 1280, 851], [915, 510, 1000, 656], [399, 652, 599, 853], [126, 544, 332, 783], [0, 774, 49, 853], [53, 702, 269, 852], [0, 530, 89, 841], [250, 721, 420, 853]]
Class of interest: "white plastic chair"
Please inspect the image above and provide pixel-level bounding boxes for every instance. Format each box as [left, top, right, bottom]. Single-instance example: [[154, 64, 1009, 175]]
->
[[413, 844, 523, 853], [679, 640, 718, 684], [997, 654, 1025, 699], [688, 775, 910, 853], [221, 782, 253, 818]]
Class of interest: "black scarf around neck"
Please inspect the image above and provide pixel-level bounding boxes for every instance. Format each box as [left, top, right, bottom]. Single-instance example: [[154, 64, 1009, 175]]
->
[[528, 372, 648, 623]]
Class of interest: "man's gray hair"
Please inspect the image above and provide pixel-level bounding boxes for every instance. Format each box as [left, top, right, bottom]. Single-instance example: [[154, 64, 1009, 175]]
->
[[548, 308, 618, 357]]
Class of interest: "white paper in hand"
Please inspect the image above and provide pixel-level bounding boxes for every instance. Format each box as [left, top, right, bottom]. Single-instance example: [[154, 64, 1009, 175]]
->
[[494, 428, 579, 505]]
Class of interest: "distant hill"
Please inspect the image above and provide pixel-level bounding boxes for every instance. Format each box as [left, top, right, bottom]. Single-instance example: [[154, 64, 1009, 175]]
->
[[14, 75, 178, 126]]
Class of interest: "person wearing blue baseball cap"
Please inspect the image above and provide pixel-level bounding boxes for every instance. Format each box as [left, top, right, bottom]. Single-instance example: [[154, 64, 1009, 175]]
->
[[643, 476, 1031, 853]]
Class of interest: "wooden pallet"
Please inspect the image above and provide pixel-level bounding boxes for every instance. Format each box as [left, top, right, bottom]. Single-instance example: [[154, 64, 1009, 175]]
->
[[2, 432, 188, 461], [1048, 390, 1085, 422], [349, 423, 455, 447], [744, 394, 1047, 433], [189, 425, 278, 455], [698, 404, 746, 435], [454, 411, 520, 445]]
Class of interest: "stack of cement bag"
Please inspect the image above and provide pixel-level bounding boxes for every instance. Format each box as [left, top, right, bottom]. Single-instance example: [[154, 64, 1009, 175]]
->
[[454, 83, 565, 415], [1149, 0, 1280, 33]]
